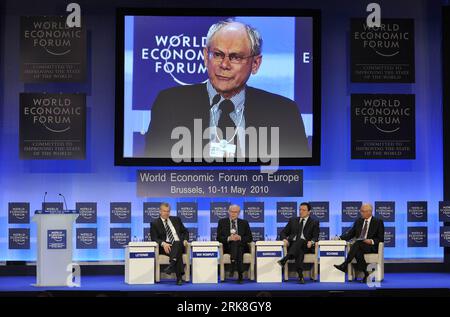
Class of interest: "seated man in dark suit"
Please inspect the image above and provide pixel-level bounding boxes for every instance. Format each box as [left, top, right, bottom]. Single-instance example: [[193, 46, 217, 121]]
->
[[278, 202, 319, 284], [145, 19, 310, 161], [334, 203, 385, 283], [216, 204, 253, 283], [150, 202, 189, 285]]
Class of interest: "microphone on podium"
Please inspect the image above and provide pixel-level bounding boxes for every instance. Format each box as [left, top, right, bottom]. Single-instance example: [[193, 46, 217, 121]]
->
[[58, 193, 68, 211], [43, 191, 47, 211]]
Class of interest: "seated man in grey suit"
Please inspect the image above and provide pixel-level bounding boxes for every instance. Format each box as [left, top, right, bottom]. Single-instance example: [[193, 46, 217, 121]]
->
[[334, 203, 385, 283]]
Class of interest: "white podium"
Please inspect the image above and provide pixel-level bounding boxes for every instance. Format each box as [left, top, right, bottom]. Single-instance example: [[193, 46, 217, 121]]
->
[[255, 241, 284, 283], [318, 240, 347, 282], [32, 211, 78, 286], [191, 241, 219, 284], [125, 241, 157, 284]]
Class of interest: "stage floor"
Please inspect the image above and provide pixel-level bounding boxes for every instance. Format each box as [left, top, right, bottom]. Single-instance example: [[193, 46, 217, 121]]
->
[[0, 273, 449, 294]]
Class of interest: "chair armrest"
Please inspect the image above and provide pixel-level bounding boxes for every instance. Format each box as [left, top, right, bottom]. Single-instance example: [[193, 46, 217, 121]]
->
[[184, 242, 191, 256], [248, 242, 255, 256], [219, 242, 224, 258], [378, 242, 384, 259]]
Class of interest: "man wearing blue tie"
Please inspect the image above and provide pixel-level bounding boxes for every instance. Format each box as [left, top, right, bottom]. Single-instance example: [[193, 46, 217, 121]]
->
[[150, 202, 189, 285]]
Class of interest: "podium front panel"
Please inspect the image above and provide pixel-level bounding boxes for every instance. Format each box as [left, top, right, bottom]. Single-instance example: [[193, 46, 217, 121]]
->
[[125, 243, 157, 284], [318, 241, 347, 283], [32, 213, 78, 287], [192, 245, 219, 284], [256, 244, 283, 283]]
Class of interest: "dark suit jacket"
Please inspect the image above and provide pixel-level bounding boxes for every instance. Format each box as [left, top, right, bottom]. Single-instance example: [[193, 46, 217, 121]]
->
[[279, 216, 320, 245], [217, 218, 253, 252], [145, 83, 310, 160], [340, 217, 385, 251], [150, 216, 189, 247]]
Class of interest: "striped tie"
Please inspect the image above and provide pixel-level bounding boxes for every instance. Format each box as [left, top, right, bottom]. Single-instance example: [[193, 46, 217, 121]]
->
[[164, 219, 175, 244], [359, 220, 368, 239]]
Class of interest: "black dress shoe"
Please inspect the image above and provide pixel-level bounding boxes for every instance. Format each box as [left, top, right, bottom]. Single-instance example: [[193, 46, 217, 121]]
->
[[361, 272, 370, 283], [164, 264, 176, 275], [333, 263, 347, 273], [297, 271, 305, 284], [237, 273, 243, 284], [176, 278, 183, 286], [277, 257, 287, 267]]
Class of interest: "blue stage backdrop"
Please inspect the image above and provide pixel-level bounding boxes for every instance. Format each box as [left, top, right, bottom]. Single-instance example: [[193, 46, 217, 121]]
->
[[0, 0, 444, 261]]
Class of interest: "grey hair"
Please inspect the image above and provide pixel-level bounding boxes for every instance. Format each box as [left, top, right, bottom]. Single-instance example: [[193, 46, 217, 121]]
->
[[160, 202, 170, 209], [361, 203, 373, 212], [206, 19, 263, 56], [228, 204, 241, 211]]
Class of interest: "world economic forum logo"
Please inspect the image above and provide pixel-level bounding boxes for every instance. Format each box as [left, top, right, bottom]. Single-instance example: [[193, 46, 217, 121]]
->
[[440, 229, 450, 247], [311, 208, 328, 220], [278, 207, 295, 219], [23, 95, 82, 133], [78, 232, 95, 246], [246, 207, 263, 221], [142, 33, 208, 85], [112, 206, 130, 220], [212, 208, 228, 219], [23, 16, 82, 57], [357, 21, 409, 58], [179, 207, 195, 219], [112, 232, 129, 246], [409, 230, 426, 244], [10, 232, 28, 246], [79, 207, 95, 220], [354, 97, 411, 134], [10, 207, 28, 221], [344, 207, 359, 219]]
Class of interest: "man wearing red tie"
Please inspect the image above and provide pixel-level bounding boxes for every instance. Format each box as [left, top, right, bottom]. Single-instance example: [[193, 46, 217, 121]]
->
[[334, 203, 385, 283]]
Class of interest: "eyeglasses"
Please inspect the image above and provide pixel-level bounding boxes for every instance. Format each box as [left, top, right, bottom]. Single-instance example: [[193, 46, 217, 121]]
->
[[208, 50, 256, 64]]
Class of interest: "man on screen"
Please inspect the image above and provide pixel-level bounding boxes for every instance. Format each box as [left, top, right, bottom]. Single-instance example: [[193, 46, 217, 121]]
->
[[150, 202, 189, 285], [216, 204, 253, 283], [333, 203, 384, 283], [145, 19, 310, 161], [277, 202, 319, 284]]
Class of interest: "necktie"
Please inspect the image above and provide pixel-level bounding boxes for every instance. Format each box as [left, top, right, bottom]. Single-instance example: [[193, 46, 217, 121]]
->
[[164, 219, 175, 244], [232, 220, 237, 232], [296, 219, 305, 240], [359, 220, 369, 239], [217, 99, 235, 138]]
